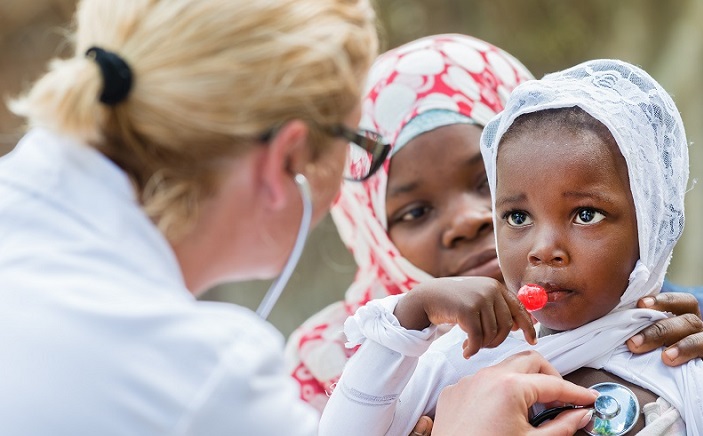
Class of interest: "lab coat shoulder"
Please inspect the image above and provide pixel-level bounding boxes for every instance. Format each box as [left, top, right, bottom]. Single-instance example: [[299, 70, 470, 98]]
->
[[0, 130, 320, 435], [175, 302, 320, 436]]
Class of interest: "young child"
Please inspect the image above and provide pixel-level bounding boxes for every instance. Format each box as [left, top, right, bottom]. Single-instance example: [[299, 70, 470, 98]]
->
[[286, 34, 703, 414], [319, 59, 703, 435]]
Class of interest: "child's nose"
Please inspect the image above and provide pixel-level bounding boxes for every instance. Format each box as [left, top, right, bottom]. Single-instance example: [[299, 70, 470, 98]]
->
[[528, 229, 569, 266], [441, 196, 492, 248]]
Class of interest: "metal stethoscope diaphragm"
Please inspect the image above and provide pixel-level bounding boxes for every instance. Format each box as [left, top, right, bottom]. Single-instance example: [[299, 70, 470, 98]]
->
[[530, 382, 640, 435]]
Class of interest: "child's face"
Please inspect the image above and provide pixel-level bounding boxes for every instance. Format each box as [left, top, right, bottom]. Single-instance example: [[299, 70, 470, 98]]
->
[[495, 125, 639, 331], [385, 123, 502, 282]]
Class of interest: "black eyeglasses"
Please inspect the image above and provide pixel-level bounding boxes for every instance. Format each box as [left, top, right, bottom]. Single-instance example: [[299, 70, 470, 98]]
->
[[260, 123, 390, 182]]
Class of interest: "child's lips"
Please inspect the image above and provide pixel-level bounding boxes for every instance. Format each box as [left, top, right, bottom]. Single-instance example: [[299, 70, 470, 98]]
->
[[543, 287, 574, 303], [528, 282, 575, 303]]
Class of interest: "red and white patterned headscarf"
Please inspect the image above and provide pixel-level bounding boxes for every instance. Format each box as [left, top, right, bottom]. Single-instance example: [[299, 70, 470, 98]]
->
[[285, 34, 534, 412]]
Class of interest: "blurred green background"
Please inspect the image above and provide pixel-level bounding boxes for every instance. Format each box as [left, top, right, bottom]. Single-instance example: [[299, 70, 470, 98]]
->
[[2, 0, 701, 337]]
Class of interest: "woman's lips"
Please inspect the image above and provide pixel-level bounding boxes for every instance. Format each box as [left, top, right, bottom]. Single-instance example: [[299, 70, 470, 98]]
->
[[458, 255, 501, 279]]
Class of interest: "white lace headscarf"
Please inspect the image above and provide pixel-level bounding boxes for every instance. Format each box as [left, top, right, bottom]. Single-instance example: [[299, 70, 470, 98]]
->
[[481, 59, 689, 311]]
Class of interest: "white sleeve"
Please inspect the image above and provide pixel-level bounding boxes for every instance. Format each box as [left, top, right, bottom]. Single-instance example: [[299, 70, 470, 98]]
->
[[319, 295, 462, 436], [173, 325, 320, 436]]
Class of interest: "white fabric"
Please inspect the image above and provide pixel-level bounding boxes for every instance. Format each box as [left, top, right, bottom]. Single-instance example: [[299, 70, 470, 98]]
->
[[322, 302, 703, 436], [343, 295, 438, 358], [0, 129, 319, 436], [320, 60, 702, 436], [640, 398, 686, 436], [391, 110, 474, 157]]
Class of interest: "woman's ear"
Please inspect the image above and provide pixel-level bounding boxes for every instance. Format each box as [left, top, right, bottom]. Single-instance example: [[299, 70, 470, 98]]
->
[[259, 120, 310, 210]]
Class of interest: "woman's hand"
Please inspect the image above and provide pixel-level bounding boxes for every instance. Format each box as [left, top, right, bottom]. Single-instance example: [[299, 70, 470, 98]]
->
[[394, 277, 536, 358], [409, 416, 433, 436], [431, 351, 598, 436], [627, 292, 703, 366]]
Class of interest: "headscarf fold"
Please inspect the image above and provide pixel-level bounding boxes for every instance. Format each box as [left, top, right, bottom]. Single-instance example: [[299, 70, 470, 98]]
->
[[471, 59, 701, 433], [285, 34, 534, 411]]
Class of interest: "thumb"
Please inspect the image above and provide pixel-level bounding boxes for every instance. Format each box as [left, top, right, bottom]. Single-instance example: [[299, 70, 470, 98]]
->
[[530, 409, 593, 436]]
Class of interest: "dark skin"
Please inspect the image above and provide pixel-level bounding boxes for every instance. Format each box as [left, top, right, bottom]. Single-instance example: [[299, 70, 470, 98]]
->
[[627, 292, 703, 365]]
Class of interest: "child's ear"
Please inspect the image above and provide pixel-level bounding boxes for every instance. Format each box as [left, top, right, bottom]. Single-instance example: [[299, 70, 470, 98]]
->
[[259, 120, 310, 211]]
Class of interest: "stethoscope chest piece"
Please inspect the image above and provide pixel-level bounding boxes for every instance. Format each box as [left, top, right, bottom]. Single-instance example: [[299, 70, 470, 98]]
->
[[583, 382, 640, 435]]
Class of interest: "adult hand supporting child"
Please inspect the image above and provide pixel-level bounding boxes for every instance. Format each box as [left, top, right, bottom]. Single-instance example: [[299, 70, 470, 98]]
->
[[432, 351, 597, 436], [629, 293, 703, 366]]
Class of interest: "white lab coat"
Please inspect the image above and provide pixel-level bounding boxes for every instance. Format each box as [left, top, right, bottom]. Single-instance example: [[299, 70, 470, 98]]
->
[[0, 129, 319, 435]]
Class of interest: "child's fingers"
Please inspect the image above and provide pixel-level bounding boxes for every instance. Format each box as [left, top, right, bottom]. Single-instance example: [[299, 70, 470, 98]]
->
[[461, 296, 516, 357], [479, 309, 498, 349], [459, 312, 485, 359], [485, 296, 515, 348], [503, 287, 537, 345]]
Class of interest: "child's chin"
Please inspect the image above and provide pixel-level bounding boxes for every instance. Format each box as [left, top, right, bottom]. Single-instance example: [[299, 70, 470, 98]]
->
[[535, 312, 581, 333]]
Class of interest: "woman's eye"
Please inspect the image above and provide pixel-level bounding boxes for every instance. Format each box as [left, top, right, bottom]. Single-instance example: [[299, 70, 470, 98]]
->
[[398, 206, 430, 222], [575, 208, 605, 225], [506, 211, 532, 227], [477, 176, 490, 195]]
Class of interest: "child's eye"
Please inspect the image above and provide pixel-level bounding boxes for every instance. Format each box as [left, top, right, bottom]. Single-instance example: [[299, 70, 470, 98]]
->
[[505, 211, 532, 227], [574, 208, 605, 225]]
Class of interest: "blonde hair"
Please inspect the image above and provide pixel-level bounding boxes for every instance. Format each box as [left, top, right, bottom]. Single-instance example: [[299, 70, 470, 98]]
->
[[11, 0, 378, 238]]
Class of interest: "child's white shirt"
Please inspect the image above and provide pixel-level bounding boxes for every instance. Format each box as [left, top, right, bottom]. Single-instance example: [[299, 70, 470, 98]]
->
[[320, 294, 703, 436]]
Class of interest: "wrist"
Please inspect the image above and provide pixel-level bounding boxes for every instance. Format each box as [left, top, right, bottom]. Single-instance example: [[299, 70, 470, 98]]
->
[[393, 290, 431, 331]]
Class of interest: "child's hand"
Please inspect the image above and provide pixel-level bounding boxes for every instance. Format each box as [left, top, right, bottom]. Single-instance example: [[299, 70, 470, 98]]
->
[[394, 277, 537, 358]]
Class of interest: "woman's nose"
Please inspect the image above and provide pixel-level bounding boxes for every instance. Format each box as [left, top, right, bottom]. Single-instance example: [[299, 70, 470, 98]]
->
[[441, 196, 493, 248], [528, 228, 569, 267]]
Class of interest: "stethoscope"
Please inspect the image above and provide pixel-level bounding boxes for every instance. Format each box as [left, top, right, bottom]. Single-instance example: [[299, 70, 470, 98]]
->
[[530, 382, 640, 435], [256, 173, 313, 320]]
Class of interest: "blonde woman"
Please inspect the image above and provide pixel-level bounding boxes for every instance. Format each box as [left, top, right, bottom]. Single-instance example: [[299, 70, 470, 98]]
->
[[1, 1, 599, 435]]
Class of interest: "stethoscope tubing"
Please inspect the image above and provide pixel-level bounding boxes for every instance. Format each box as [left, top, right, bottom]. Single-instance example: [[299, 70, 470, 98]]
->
[[256, 174, 313, 320]]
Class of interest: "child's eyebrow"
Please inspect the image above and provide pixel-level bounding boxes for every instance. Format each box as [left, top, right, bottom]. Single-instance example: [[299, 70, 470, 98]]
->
[[562, 190, 617, 206], [495, 193, 526, 209], [495, 190, 617, 209]]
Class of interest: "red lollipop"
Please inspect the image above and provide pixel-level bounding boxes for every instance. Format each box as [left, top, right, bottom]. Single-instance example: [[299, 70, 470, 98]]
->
[[517, 284, 547, 312]]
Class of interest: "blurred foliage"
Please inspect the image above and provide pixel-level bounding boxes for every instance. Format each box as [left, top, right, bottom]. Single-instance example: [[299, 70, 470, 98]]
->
[[374, 0, 686, 77], [1, 0, 702, 336]]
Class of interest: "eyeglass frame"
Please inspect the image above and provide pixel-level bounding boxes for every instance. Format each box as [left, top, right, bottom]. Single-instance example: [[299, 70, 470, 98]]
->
[[259, 122, 390, 182]]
